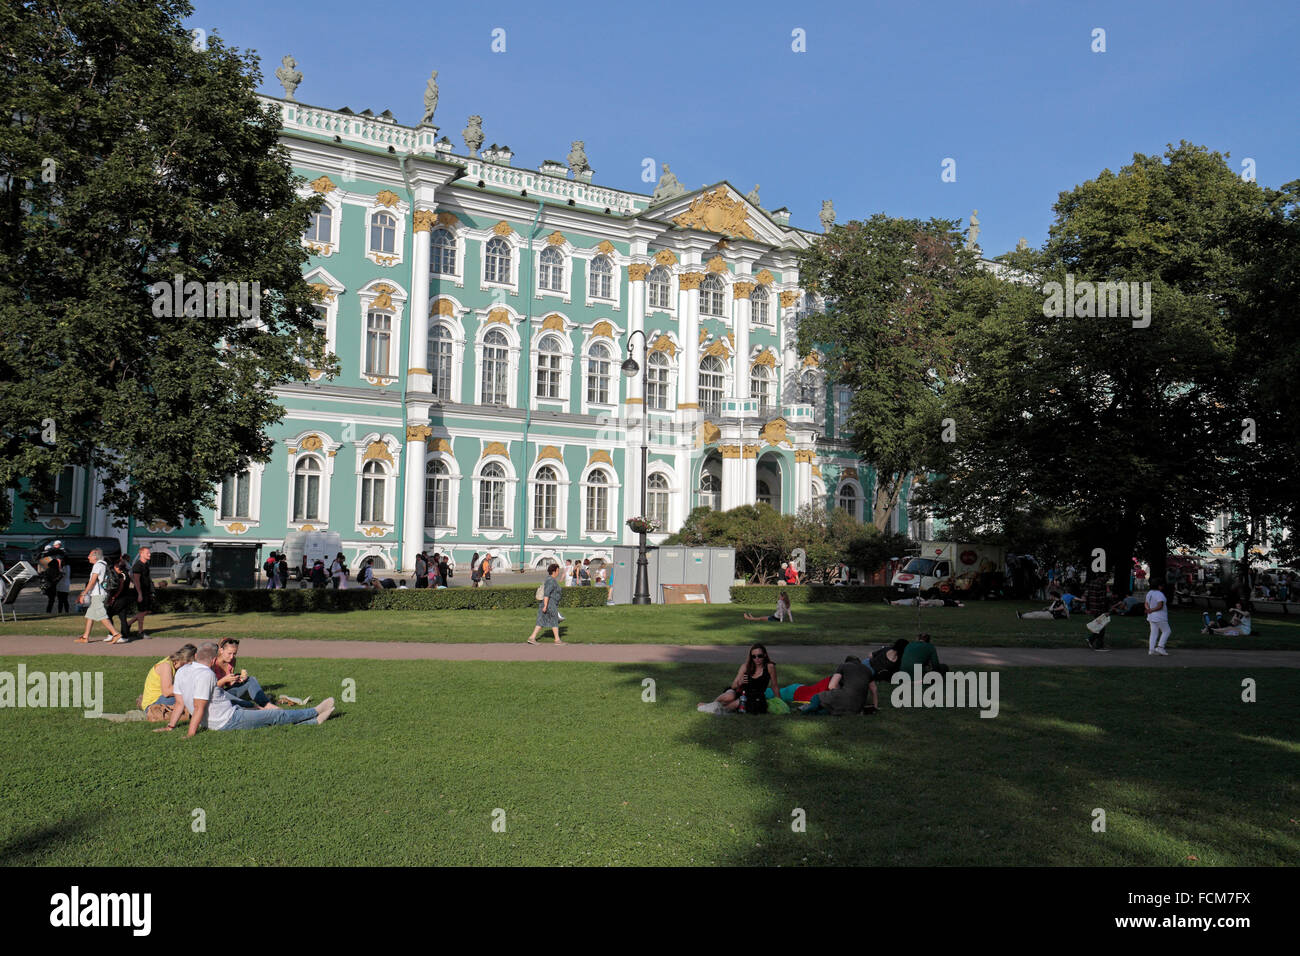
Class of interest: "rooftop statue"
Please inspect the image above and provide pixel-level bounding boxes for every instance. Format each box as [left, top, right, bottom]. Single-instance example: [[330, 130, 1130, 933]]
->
[[652, 163, 685, 202], [966, 209, 980, 250], [745, 184, 761, 206], [567, 140, 590, 175], [275, 55, 302, 101], [463, 115, 484, 156], [421, 70, 439, 125], [819, 199, 835, 232]]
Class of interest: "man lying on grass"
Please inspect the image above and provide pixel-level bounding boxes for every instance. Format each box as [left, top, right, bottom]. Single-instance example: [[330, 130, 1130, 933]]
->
[[156, 642, 334, 736]]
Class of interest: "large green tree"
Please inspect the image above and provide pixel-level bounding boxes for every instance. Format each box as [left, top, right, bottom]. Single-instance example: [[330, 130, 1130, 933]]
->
[[920, 143, 1296, 588], [797, 215, 981, 531], [0, 0, 331, 527]]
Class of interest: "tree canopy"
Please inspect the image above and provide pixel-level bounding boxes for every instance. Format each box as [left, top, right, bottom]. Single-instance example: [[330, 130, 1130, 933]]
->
[[0, 0, 331, 526]]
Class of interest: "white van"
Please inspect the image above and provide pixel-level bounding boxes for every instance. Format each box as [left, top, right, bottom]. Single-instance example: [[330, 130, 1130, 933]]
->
[[175, 544, 212, 585], [891, 542, 1005, 596], [282, 531, 343, 580]]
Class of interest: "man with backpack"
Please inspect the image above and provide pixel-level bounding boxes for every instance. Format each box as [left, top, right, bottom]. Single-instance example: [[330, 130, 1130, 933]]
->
[[264, 552, 279, 589]]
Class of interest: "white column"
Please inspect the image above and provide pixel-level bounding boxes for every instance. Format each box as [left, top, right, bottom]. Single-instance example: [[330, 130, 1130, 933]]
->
[[794, 454, 812, 509], [732, 284, 752, 399], [407, 211, 434, 393], [626, 265, 647, 406], [720, 446, 743, 510], [678, 271, 701, 409], [741, 446, 758, 506], [402, 424, 429, 571]]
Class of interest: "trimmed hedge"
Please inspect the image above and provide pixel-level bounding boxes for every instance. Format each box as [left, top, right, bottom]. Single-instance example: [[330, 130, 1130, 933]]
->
[[153, 583, 611, 614], [729, 584, 890, 605]]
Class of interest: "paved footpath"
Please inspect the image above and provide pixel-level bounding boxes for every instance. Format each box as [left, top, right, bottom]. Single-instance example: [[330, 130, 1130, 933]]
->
[[1, 635, 1298, 667]]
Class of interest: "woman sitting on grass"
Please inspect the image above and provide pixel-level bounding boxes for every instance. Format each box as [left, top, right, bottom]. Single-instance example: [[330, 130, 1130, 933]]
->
[[743, 591, 794, 623], [211, 637, 278, 709], [698, 644, 779, 714], [1017, 593, 1069, 620], [138, 644, 197, 721]]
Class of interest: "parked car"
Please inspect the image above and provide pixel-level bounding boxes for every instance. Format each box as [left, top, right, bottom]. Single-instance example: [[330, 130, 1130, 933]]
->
[[174, 545, 213, 586]]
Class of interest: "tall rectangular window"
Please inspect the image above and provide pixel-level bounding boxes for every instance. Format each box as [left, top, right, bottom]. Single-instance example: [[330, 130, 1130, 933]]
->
[[220, 471, 251, 519], [366, 312, 392, 376]]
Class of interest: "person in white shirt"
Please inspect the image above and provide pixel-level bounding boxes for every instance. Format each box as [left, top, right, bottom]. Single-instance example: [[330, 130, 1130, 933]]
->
[[330, 552, 348, 590], [75, 548, 125, 644], [157, 643, 334, 735], [1145, 585, 1171, 655]]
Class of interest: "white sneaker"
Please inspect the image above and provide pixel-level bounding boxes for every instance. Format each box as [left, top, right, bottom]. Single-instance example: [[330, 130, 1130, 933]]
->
[[696, 702, 723, 715], [1155, 646, 1169, 656], [1148, 650, 1157, 655]]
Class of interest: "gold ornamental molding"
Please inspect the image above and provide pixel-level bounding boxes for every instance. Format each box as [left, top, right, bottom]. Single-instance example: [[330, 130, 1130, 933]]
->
[[372, 254, 398, 267], [653, 249, 678, 266], [719, 444, 741, 459], [742, 444, 761, 459], [146, 519, 174, 533], [226, 522, 248, 534], [812, 464, 822, 477], [627, 263, 651, 282], [802, 353, 821, 368], [591, 320, 615, 339], [624, 397, 643, 405], [297, 524, 316, 532], [780, 290, 799, 308], [309, 175, 336, 193], [700, 420, 721, 444], [678, 402, 699, 409], [596, 240, 616, 255], [375, 189, 400, 208], [725, 332, 735, 348], [371, 284, 395, 310], [698, 329, 709, 346], [482, 441, 510, 460], [842, 467, 859, 481], [492, 220, 514, 236], [541, 313, 566, 332], [671, 186, 756, 239], [705, 255, 727, 274], [752, 348, 777, 368], [537, 445, 563, 461], [704, 339, 731, 359], [649, 333, 677, 357], [407, 366, 430, 375], [432, 298, 456, 316], [732, 281, 755, 300], [430, 437, 453, 453], [406, 424, 433, 443], [300, 434, 324, 452], [436, 212, 459, 226], [307, 282, 335, 303], [755, 269, 774, 286], [546, 231, 567, 246], [364, 374, 396, 386], [588, 449, 613, 467], [363, 526, 387, 537], [305, 243, 332, 257], [363, 441, 394, 464], [759, 418, 791, 447], [677, 272, 705, 291], [794, 449, 816, 463], [412, 209, 437, 233], [485, 308, 511, 325]]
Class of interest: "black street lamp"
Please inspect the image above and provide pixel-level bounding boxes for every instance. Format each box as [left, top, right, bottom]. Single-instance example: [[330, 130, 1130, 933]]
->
[[621, 330, 652, 604]]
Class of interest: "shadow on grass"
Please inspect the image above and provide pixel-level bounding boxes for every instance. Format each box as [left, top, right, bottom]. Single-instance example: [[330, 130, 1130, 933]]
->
[[609, 660, 1300, 866], [0, 812, 106, 865]]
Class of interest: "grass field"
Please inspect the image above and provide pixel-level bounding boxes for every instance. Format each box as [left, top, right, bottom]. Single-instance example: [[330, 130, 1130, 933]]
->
[[1, 656, 1296, 866], [4, 602, 1298, 649]]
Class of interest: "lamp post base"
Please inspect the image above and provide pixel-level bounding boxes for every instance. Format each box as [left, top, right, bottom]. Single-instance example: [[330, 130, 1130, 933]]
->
[[632, 532, 651, 604]]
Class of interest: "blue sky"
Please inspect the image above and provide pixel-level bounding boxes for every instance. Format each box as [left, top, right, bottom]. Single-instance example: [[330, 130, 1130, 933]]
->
[[192, 0, 1299, 255]]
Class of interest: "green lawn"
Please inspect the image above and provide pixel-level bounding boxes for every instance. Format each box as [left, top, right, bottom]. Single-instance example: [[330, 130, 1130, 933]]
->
[[4, 601, 1298, 649], [1, 656, 1296, 866]]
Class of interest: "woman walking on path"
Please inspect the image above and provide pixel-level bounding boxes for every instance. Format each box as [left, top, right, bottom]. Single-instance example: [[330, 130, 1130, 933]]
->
[[525, 563, 566, 645]]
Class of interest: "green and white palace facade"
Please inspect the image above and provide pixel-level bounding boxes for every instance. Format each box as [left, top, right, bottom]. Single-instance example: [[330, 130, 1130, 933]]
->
[[5, 96, 936, 574]]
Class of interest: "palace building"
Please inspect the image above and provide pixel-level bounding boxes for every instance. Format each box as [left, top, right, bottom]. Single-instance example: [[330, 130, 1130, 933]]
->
[[4, 83, 936, 575]]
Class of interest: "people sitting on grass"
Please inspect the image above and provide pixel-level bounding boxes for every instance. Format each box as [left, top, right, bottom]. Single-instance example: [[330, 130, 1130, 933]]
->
[[797, 655, 877, 715], [887, 593, 965, 608], [158, 643, 334, 735], [211, 637, 279, 709], [138, 644, 197, 721], [1203, 604, 1252, 636], [1111, 593, 1145, 616], [868, 639, 909, 683], [1017, 593, 1069, 620], [743, 591, 794, 622], [898, 633, 946, 677], [698, 644, 779, 714]]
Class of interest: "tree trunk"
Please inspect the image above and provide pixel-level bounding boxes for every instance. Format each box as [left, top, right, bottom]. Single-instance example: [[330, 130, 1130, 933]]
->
[[872, 473, 904, 532]]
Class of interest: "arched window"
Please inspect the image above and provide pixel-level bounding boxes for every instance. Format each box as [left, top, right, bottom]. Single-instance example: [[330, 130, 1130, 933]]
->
[[750, 363, 773, 411], [699, 356, 725, 415], [647, 473, 670, 528], [366, 310, 392, 376], [425, 459, 449, 528], [369, 212, 396, 254], [646, 351, 671, 410], [837, 483, 858, 520], [533, 465, 558, 530], [293, 457, 321, 521], [306, 205, 332, 244], [427, 325, 453, 398], [585, 469, 610, 532], [700, 274, 725, 317], [539, 247, 564, 292], [588, 255, 613, 299], [799, 368, 819, 406], [430, 228, 456, 275], [220, 470, 251, 519], [479, 462, 507, 528], [751, 284, 770, 325], [484, 237, 511, 284], [756, 479, 774, 508], [647, 267, 672, 310], [587, 342, 611, 405], [360, 460, 388, 523], [481, 328, 509, 405], [536, 333, 564, 399], [700, 472, 721, 511]]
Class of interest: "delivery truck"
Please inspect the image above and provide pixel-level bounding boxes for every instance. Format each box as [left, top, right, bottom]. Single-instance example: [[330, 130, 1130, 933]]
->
[[890, 541, 1006, 597]]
